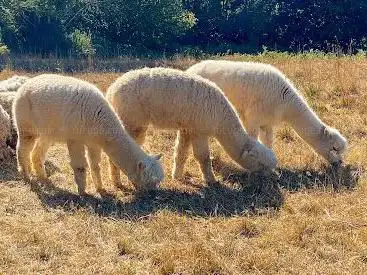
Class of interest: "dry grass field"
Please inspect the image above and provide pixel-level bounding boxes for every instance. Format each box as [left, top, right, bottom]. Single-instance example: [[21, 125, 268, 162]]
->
[[0, 55, 367, 274]]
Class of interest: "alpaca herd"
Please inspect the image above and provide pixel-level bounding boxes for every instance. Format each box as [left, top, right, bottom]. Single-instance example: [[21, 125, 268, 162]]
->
[[0, 61, 348, 195]]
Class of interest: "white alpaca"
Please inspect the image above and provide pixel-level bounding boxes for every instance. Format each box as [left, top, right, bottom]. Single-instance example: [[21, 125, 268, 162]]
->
[[0, 91, 16, 114], [187, 60, 347, 164], [13, 74, 164, 195], [106, 67, 277, 183], [0, 75, 29, 92], [0, 92, 18, 149], [0, 104, 12, 160]]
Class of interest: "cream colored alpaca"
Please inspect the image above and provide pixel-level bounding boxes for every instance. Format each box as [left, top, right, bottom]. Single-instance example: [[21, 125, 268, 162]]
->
[[0, 91, 16, 114], [0, 75, 29, 92], [187, 60, 347, 164], [0, 92, 18, 149], [106, 67, 277, 183], [0, 104, 12, 160], [13, 74, 164, 195]]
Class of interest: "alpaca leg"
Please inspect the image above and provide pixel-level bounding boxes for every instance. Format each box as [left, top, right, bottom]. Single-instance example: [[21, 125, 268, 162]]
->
[[259, 126, 274, 148], [67, 141, 87, 195], [192, 135, 216, 183], [172, 130, 191, 179], [109, 158, 122, 188], [31, 137, 51, 180], [87, 146, 103, 193], [17, 133, 37, 181]]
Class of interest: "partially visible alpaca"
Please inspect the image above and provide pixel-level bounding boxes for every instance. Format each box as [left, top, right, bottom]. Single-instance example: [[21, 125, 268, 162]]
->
[[0, 104, 12, 160], [187, 60, 347, 164], [0, 92, 18, 149], [106, 67, 277, 183], [13, 74, 164, 195], [0, 75, 29, 92]]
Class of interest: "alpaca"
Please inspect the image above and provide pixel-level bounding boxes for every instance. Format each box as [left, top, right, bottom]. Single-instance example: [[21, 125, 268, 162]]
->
[[13, 74, 164, 195], [187, 60, 347, 164], [106, 67, 277, 183], [0, 75, 29, 92], [0, 92, 18, 149], [0, 104, 12, 160]]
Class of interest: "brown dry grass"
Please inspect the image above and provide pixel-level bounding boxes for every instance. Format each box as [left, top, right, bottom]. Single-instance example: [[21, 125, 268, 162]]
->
[[1, 55, 367, 274]]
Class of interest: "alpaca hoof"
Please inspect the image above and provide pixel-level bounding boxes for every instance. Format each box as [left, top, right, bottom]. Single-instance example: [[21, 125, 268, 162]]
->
[[77, 188, 87, 196], [113, 181, 124, 190], [22, 174, 31, 183], [18, 168, 31, 183], [97, 188, 108, 195], [35, 172, 48, 181], [204, 175, 217, 183], [172, 174, 182, 181], [172, 170, 184, 180]]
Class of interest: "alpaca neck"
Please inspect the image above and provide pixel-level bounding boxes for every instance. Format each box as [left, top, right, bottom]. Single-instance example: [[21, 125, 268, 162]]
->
[[283, 98, 324, 146], [101, 129, 146, 182], [215, 123, 251, 165]]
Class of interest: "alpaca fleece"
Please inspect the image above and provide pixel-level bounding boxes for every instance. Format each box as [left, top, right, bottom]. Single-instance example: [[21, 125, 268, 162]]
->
[[0, 92, 18, 149], [0, 104, 12, 160], [0, 75, 29, 92], [107, 67, 277, 182], [13, 74, 164, 195], [187, 60, 347, 164]]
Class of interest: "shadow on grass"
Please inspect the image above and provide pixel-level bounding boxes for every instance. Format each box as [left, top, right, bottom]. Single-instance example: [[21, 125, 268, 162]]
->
[[213, 157, 361, 192], [1, 154, 361, 219], [27, 161, 361, 219], [29, 176, 283, 219], [0, 156, 19, 181]]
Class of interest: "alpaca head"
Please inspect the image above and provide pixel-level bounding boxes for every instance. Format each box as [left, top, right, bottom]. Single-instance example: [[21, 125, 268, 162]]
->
[[314, 126, 347, 164], [240, 140, 277, 172], [135, 154, 164, 191]]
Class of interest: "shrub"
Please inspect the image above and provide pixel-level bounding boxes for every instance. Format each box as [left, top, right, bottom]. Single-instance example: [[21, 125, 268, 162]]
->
[[0, 44, 10, 56], [69, 30, 96, 58]]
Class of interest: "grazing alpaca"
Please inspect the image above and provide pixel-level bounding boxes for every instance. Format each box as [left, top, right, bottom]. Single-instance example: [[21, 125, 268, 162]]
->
[[187, 60, 347, 164], [13, 74, 164, 195], [106, 67, 277, 183]]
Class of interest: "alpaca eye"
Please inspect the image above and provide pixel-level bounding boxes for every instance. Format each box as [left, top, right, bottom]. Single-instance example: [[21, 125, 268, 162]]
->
[[332, 146, 338, 151]]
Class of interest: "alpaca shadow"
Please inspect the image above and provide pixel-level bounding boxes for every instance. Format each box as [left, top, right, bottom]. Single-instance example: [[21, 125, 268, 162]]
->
[[27, 158, 361, 220], [212, 157, 361, 192], [29, 174, 284, 219], [0, 157, 61, 182]]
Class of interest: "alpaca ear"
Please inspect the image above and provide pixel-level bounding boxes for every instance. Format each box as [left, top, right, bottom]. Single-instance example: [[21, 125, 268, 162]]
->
[[241, 149, 253, 159], [155, 153, 163, 160], [137, 161, 145, 171]]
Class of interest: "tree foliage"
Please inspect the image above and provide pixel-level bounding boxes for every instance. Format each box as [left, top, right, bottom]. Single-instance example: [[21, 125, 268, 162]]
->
[[0, 0, 366, 56]]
